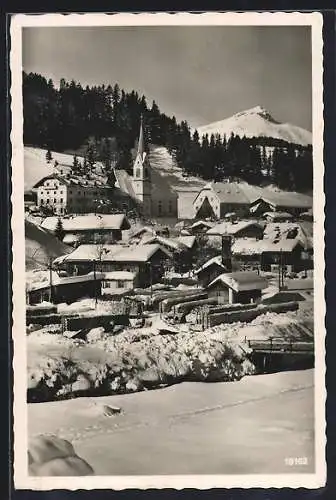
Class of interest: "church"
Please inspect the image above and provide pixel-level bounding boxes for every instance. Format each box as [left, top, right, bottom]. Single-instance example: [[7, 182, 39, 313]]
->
[[113, 117, 178, 220]]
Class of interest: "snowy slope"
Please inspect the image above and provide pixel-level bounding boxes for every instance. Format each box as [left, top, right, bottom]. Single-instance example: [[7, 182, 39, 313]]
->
[[197, 106, 312, 146], [25, 219, 72, 270]]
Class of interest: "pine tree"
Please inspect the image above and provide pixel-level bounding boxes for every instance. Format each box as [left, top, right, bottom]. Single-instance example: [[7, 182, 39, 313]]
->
[[72, 154, 79, 170], [86, 143, 96, 171], [46, 149, 52, 163], [55, 217, 65, 241]]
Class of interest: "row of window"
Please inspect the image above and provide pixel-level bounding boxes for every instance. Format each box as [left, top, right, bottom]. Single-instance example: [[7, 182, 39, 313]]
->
[[102, 280, 130, 289], [40, 198, 64, 205], [41, 187, 99, 196]]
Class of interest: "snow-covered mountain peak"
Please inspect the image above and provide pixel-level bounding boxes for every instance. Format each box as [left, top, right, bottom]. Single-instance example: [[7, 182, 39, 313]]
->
[[234, 105, 279, 124], [197, 106, 312, 146]]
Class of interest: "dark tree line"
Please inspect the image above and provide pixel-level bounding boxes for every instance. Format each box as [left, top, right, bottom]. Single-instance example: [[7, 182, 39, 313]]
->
[[23, 71, 313, 193]]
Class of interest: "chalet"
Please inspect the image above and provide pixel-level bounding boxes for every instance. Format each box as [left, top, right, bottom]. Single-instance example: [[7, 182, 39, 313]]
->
[[300, 209, 313, 222], [262, 212, 293, 223], [101, 271, 138, 295], [41, 214, 130, 245], [249, 191, 312, 217], [142, 234, 197, 273], [26, 271, 104, 305], [57, 243, 172, 288], [193, 182, 261, 219], [206, 220, 264, 242], [33, 173, 111, 216], [207, 271, 268, 305], [189, 220, 214, 235], [195, 255, 227, 287], [129, 224, 170, 242], [232, 238, 308, 272]]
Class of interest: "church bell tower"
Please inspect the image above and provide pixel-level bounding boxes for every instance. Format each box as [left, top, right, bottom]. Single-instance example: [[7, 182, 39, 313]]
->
[[132, 115, 152, 218]]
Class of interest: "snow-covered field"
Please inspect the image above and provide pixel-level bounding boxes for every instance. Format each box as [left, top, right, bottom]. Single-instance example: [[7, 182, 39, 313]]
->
[[28, 368, 314, 475]]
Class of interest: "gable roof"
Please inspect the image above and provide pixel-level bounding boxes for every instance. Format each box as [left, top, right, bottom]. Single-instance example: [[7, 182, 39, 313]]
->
[[253, 190, 313, 209], [59, 242, 172, 264], [190, 220, 214, 230], [232, 237, 303, 255], [208, 271, 268, 292], [195, 255, 226, 274], [176, 235, 197, 249], [60, 244, 126, 262], [142, 235, 184, 252], [41, 214, 130, 232], [207, 220, 263, 236], [112, 243, 171, 262]]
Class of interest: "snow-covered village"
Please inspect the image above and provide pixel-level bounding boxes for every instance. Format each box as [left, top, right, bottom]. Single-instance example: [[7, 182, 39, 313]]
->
[[19, 22, 319, 479]]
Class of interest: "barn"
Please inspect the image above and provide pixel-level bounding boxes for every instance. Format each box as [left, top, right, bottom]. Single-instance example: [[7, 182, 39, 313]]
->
[[207, 271, 268, 305]]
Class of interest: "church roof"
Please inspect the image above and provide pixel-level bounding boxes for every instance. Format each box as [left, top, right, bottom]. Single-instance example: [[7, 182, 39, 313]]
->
[[137, 115, 145, 158]]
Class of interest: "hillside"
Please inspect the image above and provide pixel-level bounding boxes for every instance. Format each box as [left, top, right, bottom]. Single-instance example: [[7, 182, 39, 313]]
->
[[197, 106, 312, 147], [25, 219, 72, 270]]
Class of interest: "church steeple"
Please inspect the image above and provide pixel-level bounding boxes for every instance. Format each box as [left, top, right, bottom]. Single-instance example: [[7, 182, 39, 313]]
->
[[137, 114, 145, 159], [132, 114, 151, 218]]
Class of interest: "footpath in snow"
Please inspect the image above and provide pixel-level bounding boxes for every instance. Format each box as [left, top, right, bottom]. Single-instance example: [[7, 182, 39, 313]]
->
[[28, 369, 314, 475]]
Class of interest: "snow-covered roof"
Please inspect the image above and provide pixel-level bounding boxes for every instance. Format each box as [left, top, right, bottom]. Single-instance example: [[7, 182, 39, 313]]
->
[[190, 220, 214, 230], [62, 233, 80, 244], [207, 271, 268, 292], [41, 214, 130, 232], [59, 242, 172, 264], [207, 220, 263, 236], [27, 271, 104, 292], [195, 255, 226, 274], [176, 235, 196, 249], [232, 237, 303, 255], [253, 191, 312, 209], [211, 182, 259, 205], [142, 235, 183, 252], [60, 244, 126, 262], [102, 271, 137, 280], [263, 211, 293, 220], [112, 243, 171, 262]]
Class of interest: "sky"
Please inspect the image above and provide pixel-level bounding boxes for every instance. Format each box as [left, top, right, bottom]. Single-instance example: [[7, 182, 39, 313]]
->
[[22, 25, 312, 131]]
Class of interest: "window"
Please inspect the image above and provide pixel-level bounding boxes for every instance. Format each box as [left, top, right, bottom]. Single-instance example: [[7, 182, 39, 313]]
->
[[168, 200, 173, 213], [158, 201, 162, 215], [54, 198, 57, 203], [46, 182, 49, 187], [40, 199, 44, 205], [47, 191, 49, 195], [54, 191, 57, 194], [117, 280, 124, 288], [70, 190, 73, 194], [60, 198, 63, 203], [78, 191, 81, 195], [60, 191, 63, 194], [136, 168, 141, 178], [46, 199, 49, 204]]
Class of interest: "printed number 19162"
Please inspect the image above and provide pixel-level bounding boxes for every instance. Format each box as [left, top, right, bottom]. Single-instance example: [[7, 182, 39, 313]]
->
[[285, 457, 308, 466]]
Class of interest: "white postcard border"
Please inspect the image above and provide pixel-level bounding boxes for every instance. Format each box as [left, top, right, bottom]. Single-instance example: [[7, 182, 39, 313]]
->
[[11, 11, 326, 490]]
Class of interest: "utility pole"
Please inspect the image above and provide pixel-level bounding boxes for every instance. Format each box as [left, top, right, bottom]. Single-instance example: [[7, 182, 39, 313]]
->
[[93, 259, 98, 308], [49, 257, 54, 303], [149, 262, 153, 298], [278, 252, 281, 291], [281, 250, 285, 289]]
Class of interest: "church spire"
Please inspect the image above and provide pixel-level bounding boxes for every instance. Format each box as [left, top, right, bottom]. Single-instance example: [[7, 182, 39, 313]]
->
[[137, 114, 145, 158]]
